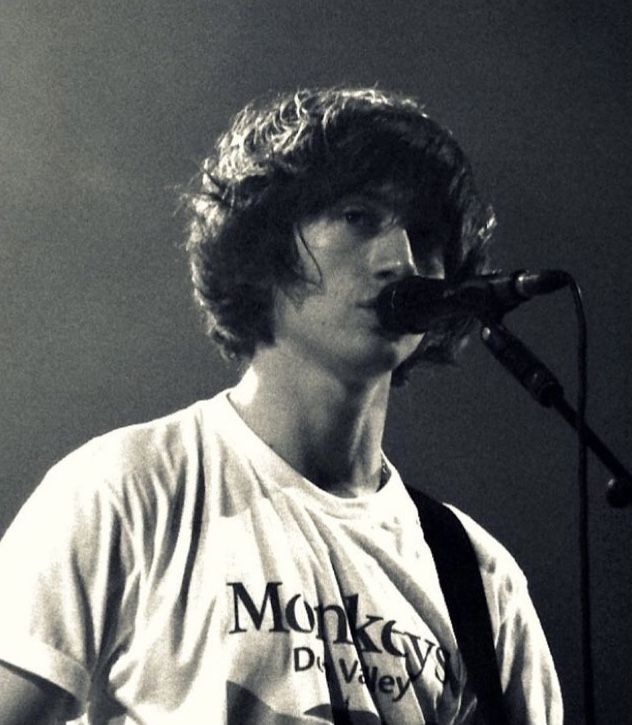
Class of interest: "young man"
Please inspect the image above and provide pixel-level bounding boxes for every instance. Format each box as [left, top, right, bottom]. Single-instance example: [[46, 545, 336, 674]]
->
[[0, 87, 563, 723]]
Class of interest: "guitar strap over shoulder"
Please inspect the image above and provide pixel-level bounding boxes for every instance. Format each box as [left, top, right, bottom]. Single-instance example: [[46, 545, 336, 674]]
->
[[406, 487, 509, 725]]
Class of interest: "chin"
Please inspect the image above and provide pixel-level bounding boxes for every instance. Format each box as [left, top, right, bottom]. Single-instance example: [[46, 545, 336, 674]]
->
[[350, 341, 417, 381], [323, 330, 423, 382], [375, 328, 423, 360]]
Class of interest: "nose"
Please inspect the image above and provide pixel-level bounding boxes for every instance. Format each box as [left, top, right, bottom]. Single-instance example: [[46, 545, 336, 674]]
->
[[372, 225, 418, 282]]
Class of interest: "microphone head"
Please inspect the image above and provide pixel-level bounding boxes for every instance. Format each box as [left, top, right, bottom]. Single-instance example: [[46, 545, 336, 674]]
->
[[376, 269, 572, 334], [376, 276, 450, 334], [514, 269, 572, 297]]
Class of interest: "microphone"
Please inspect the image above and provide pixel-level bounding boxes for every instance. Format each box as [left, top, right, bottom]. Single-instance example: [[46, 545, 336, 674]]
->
[[376, 270, 571, 333]]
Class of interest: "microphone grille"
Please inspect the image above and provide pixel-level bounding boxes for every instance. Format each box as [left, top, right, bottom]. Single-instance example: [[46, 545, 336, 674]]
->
[[377, 277, 448, 333]]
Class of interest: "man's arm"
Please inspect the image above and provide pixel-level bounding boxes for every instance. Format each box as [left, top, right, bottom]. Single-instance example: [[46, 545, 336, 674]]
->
[[0, 662, 75, 725]]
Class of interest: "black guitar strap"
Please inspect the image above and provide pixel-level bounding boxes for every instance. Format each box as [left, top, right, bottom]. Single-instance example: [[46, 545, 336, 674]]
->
[[406, 487, 509, 725]]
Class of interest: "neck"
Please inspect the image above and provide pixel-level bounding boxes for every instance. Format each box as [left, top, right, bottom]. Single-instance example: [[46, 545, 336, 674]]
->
[[228, 346, 393, 497]]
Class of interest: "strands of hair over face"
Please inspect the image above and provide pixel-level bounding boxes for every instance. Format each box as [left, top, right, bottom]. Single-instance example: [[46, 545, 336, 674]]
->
[[181, 86, 496, 384]]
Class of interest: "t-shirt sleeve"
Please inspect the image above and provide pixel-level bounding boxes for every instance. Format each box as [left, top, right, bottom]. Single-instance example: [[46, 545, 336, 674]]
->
[[448, 506, 564, 725], [0, 446, 136, 717], [495, 576, 564, 725]]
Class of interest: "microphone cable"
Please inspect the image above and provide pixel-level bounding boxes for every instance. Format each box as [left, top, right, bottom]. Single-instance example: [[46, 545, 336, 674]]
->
[[482, 277, 595, 724], [378, 270, 600, 721], [475, 275, 595, 724], [568, 277, 595, 725]]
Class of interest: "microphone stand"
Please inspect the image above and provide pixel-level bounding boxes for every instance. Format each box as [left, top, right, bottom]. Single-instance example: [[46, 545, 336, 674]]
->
[[479, 320, 632, 507], [479, 318, 632, 725]]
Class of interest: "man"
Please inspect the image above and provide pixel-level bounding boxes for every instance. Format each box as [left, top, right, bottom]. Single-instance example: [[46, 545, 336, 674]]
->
[[0, 87, 563, 723]]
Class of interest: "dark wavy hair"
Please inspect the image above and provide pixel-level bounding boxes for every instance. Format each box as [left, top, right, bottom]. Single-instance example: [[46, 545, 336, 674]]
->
[[181, 87, 495, 385]]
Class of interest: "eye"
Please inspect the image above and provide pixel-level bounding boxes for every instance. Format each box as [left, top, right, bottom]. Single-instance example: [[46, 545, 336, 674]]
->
[[342, 207, 380, 230], [343, 209, 368, 225]]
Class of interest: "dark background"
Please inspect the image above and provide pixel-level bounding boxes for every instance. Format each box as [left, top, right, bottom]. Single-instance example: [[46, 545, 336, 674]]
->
[[1, 1, 630, 722]]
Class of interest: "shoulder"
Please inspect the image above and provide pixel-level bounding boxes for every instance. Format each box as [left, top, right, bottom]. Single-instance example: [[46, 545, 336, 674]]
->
[[23, 395, 232, 548], [44, 396, 220, 501], [445, 506, 563, 721], [444, 504, 529, 625], [1, 395, 232, 590], [57, 399, 208, 478], [445, 505, 524, 578]]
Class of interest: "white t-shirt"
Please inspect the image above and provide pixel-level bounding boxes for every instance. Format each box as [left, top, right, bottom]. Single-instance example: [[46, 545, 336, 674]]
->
[[0, 391, 562, 724]]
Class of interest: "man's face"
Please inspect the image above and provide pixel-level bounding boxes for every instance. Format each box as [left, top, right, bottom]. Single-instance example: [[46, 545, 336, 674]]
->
[[271, 188, 446, 383]]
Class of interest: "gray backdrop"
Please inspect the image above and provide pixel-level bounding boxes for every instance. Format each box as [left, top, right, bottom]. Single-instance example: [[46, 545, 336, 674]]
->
[[1, 1, 631, 722]]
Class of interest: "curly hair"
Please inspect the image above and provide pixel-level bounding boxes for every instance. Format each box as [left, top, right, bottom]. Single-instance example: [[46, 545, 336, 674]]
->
[[181, 86, 496, 385]]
